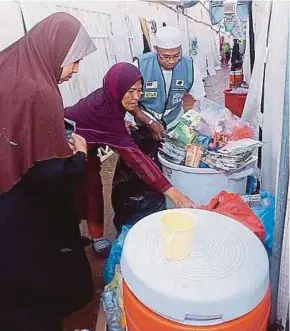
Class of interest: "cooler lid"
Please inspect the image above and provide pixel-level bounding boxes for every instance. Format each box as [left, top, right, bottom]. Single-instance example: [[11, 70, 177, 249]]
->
[[121, 209, 269, 326]]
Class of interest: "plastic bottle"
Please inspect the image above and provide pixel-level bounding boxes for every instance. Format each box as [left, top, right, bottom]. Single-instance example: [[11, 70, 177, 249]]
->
[[101, 288, 123, 331]]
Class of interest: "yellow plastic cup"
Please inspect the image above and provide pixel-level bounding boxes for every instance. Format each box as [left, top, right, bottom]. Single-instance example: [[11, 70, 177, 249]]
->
[[160, 211, 195, 261]]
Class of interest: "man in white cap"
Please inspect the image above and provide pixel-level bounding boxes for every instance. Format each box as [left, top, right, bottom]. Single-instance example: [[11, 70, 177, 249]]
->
[[126, 26, 205, 140]]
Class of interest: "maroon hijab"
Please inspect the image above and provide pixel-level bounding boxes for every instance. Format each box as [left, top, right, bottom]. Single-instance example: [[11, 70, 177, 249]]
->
[[65, 62, 142, 149], [0, 13, 96, 194]]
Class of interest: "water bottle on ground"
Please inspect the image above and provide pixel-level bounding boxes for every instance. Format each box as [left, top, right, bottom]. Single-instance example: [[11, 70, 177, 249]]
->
[[101, 288, 123, 331]]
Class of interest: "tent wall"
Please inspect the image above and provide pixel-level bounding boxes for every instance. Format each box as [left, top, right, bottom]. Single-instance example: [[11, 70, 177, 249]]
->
[[20, 2, 125, 107], [0, 1, 25, 51], [276, 184, 289, 327], [242, 0, 289, 195], [0, 1, 219, 106], [262, 0, 289, 194], [242, 1, 272, 138], [242, 0, 289, 327], [274, 18, 289, 327]]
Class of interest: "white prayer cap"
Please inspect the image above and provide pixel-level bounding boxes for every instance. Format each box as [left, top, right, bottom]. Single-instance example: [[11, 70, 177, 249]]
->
[[155, 26, 182, 49]]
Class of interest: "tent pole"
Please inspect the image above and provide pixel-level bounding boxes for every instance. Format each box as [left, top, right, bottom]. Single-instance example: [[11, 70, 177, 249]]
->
[[19, 1, 27, 34], [269, 27, 290, 327], [247, 0, 255, 73]]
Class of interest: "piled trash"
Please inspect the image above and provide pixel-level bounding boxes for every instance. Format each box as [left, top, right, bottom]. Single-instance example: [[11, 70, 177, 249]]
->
[[202, 139, 262, 172], [101, 265, 126, 331], [159, 98, 262, 174], [228, 87, 248, 94]]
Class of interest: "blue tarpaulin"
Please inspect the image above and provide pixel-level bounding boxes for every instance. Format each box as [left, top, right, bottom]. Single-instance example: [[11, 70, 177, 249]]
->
[[210, 0, 224, 25], [236, 0, 249, 22]]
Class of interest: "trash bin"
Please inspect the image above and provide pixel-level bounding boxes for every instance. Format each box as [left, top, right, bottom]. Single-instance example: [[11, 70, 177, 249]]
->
[[224, 88, 247, 117], [229, 70, 243, 88], [158, 154, 251, 207]]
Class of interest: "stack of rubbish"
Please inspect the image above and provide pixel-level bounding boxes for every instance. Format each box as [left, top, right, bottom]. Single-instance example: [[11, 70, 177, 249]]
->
[[160, 136, 186, 165], [160, 98, 261, 174], [101, 265, 126, 331], [202, 139, 262, 172], [228, 87, 248, 94]]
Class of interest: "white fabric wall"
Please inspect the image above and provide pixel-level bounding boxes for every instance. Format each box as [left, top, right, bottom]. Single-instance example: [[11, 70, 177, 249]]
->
[[261, 0, 289, 194], [212, 31, 221, 70], [151, 3, 178, 27], [277, 185, 289, 327], [21, 2, 117, 107], [186, 3, 218, 76], [204, 26, 216, 75], [242, 2, 289, 326], [275, 4, 290, 326], [0, 2, 24, 51], [243, 19, 251, 84], [1, 1, 220, 103], [242, 1, 272, 138], [188, 19, 208, 77], [177, 12, 190, 56], [243, 1, 262, 83]]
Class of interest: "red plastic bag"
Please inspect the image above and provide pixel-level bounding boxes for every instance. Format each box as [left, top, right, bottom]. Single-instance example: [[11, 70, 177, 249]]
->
[[201, 191, 265, 241]]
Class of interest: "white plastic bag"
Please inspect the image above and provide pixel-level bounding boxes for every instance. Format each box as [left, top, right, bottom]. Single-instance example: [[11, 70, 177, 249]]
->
[[197, 98, 254, 140]]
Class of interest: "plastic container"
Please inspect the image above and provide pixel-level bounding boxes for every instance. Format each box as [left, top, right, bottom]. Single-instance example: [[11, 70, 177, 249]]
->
[[229, 70, 243, 88], [121, 209, 270, 329], [224, 88, 247, 117], [123, 282, 271, 331], [160, 211, 195, 261], [101, 288, 122, 331], [158, 154, 249, 207]]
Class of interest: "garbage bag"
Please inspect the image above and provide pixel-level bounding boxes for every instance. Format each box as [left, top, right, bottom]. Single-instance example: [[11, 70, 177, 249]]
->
[[250, 191, 275, 253], [129, 125, 161, 163], [201, 191, 265, 241], [112, 180, 165, 232], [196, 98, 254, 140], [112, 126, 165, 233], [104, 225, 132, 284]]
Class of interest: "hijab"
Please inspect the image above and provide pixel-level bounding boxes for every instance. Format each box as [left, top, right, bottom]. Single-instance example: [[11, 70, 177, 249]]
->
[[65, 62, 142, 149], [0, 12, 96, 194]]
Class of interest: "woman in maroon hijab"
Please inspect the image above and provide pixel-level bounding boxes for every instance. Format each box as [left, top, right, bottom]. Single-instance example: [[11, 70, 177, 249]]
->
[[65, 63, 195, 254], [0, 13, 96, 330]]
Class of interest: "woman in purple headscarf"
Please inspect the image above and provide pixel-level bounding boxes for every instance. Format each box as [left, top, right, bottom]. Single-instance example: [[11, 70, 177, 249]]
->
[[65, 62, 195, 253]]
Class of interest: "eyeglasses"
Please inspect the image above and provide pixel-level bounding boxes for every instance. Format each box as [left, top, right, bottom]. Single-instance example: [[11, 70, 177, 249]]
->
[[157, 51, 182, 61]]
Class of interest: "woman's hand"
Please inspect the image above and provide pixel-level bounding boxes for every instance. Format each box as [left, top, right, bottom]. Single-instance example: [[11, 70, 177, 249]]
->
[[69, 133, 87, 156], [125, 120, 138, 134], [149, 121, 165, 141], [164, 187, 195, 208]]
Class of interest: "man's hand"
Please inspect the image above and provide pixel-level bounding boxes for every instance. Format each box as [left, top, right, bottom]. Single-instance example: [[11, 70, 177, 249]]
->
[[182, 93, 196, 111], [128, 106, 165, 140], [148, 120, 165, 141]]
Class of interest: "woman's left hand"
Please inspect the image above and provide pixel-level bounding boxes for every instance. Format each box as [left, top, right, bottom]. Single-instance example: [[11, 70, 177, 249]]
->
[[69, 133, 87, 156]]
